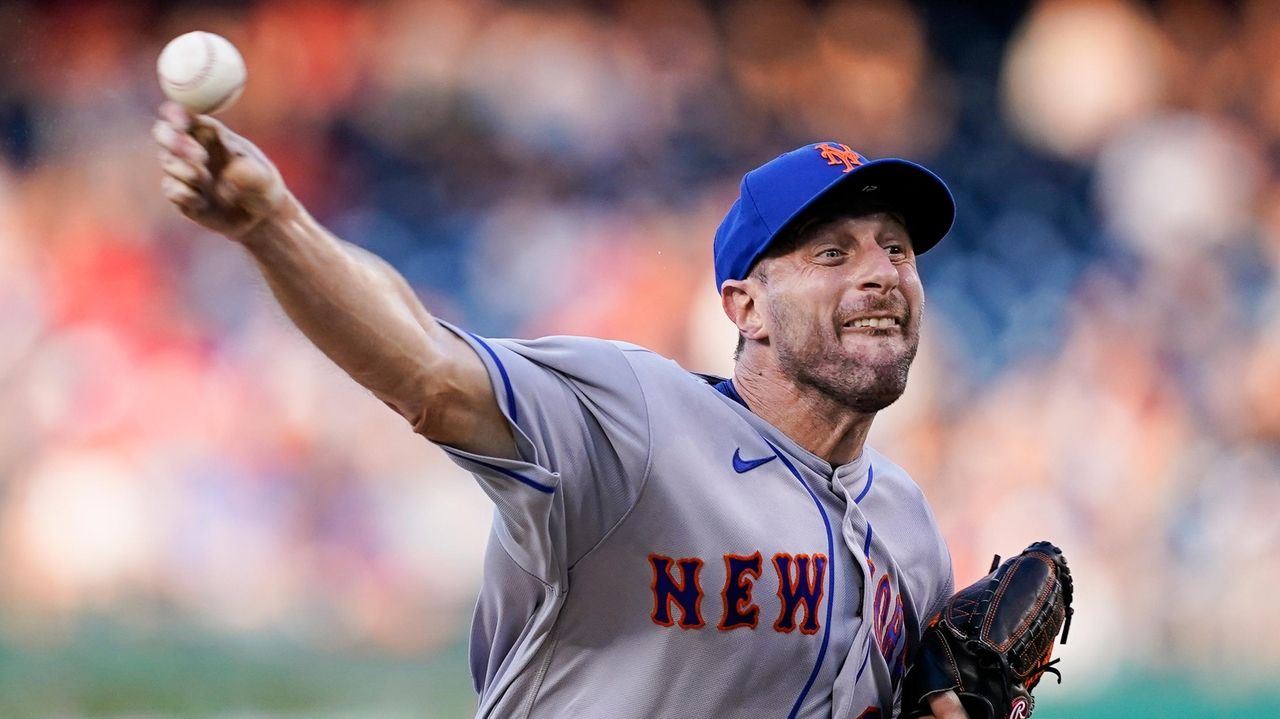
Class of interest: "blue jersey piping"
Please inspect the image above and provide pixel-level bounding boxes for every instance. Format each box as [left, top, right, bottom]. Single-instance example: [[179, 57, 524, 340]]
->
[[764, 438, 836, 719], [467, 332, 517, 425], [443, 449, 556, 494], [855, 644, 873, 682], [853, 463, 874, 504]]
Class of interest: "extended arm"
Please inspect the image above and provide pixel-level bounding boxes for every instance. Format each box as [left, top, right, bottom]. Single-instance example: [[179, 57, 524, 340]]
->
[[152, 102, 515, 459]]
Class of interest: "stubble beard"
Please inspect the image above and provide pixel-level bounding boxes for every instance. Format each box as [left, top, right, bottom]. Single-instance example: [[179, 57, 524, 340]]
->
[[771, 299, 919, 414]]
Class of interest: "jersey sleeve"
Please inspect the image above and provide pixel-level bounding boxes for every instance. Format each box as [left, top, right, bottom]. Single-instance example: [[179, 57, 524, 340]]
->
[[924, 544, 955, 624], [912, 494, 955, 630], [432, 321, 653, 588]]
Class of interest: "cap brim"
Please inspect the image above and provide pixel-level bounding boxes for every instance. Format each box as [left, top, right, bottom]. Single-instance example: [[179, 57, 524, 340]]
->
[[776, 158, 956, 255]]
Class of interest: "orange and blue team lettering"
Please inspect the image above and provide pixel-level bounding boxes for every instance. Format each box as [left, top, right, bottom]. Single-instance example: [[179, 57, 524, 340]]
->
[[650, 552, 910, 716], [718, 552, 763, 630], [872, 574, 907, 678], [852, 571, 911, 718], [650, 554, 705, 628], [773, 553, 827, 634], [648, 551, 906, 676], [649, 552, 828, 633]]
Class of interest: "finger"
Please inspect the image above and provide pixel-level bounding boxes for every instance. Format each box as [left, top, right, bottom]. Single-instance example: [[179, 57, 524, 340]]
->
[[187, 110, 232, 139], [182, 114, 239, 175], [161, 175, 208, 214], [151, 121, 209, 164], [158, 99, 234, 148], [185, 113, 275, 179], [159, 101, 194, 132], [158, 149, 212, 188], [150, 120, 180, 151], [926, 691, 970, 719], [158, 101, 235, 158]]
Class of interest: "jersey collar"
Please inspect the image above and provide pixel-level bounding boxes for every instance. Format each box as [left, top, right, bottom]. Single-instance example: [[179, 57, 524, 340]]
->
[[699, 374, 870, 480]]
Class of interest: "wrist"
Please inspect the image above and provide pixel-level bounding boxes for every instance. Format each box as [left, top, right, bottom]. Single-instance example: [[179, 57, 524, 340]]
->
[[234, 192, 304, 250]]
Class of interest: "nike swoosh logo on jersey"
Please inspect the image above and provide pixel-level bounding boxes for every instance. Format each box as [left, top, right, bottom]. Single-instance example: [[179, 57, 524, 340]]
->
[[732, 448, 777, 473]]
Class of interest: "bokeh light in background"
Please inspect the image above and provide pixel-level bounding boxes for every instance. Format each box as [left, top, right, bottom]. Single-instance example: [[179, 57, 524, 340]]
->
[[1, 0, 1278, 716]]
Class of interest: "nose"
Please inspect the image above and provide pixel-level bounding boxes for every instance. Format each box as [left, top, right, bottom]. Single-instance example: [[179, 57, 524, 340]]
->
[[851, 242, 899, 295]]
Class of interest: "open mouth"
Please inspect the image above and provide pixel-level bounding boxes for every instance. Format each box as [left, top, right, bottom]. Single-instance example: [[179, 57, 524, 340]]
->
[[843, 317, 901, 330]]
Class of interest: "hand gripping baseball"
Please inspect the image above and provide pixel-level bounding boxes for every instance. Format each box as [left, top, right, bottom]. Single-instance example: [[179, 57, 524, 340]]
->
[[152, 101, 292, 239], [901, 541, 1075, 719]]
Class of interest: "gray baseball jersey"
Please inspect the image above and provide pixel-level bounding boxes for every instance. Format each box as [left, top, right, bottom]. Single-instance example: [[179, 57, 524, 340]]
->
[[435, 322, 953, 718]]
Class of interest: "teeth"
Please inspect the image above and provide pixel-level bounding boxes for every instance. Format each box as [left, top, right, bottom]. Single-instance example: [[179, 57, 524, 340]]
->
[[847, 317, 899, 328]]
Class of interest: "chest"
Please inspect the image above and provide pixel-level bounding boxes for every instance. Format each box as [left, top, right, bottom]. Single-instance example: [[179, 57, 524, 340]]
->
[[576, 429, 865, 639], [550, 423, 932, 715]]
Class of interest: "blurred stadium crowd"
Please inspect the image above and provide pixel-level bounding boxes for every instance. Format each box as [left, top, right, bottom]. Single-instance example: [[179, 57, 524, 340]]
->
[[1, 0, 1278, 696]]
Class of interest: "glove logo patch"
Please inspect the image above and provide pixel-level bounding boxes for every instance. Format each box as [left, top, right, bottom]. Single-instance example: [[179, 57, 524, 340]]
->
[[1010, 696, 1031, 719]]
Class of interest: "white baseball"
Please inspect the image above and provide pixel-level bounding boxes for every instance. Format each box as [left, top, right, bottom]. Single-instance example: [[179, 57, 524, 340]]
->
[[157, 31, 246, 114]]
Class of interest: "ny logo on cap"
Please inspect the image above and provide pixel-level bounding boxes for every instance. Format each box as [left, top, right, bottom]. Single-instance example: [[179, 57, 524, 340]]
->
[[815, 143, 864, 173]]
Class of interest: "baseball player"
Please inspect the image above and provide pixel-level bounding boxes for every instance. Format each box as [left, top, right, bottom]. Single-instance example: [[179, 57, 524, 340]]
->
[[154, 101, 967, 718]]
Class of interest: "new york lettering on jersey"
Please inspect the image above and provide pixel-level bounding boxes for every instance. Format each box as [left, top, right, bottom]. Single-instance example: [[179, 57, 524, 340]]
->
[[434, 326, 951, 718], [648, 551, 828, 634]]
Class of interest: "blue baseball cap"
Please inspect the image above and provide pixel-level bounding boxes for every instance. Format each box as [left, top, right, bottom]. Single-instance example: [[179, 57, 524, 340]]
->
[[713, 142, 955, 291]]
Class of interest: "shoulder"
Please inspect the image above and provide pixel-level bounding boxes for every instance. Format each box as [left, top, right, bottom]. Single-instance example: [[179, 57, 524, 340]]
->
[[865, 449, 944, 550], [864, 447, 930, 504], [864, 447, 952, 596], [471, 333, 646, 383], [533, 335, 708, 388], [486, 334, 661, 365], [486, 333, 631, 360], [480, 333, 712, 404]]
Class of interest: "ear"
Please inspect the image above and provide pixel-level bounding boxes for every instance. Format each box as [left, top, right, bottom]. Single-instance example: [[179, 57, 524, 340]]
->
[[721, 278, 769, 343]]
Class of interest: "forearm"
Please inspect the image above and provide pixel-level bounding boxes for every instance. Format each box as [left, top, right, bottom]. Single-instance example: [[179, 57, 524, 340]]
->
[[237, 199, 450, 422], [154, 102, 513, 456]]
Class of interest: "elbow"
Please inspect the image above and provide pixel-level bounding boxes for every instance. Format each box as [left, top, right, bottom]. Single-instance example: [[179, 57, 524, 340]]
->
[[397, 372, 468, 444], [379, 326, 515, 457], [408, 400, 450, 440], [375, 394, 436, 437]]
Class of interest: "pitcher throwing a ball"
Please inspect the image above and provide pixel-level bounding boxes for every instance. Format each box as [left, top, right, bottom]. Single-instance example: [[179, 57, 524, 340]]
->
[[154, 98, 978, 718]]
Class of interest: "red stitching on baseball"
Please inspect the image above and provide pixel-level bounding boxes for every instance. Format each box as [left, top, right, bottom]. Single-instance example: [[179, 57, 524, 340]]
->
[[163, 32, 218, 91]]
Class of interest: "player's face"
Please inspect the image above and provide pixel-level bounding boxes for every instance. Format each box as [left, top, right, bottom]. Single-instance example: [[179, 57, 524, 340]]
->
[[760, 212, 923, 413]]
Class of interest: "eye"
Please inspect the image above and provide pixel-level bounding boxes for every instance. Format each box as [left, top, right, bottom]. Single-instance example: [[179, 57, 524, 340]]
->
[[817, 247, 844, 259], [883, 243, 909, 258]]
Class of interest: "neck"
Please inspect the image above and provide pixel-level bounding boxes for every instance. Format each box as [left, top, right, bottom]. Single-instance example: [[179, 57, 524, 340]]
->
[[732, 352, 875, 467]]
